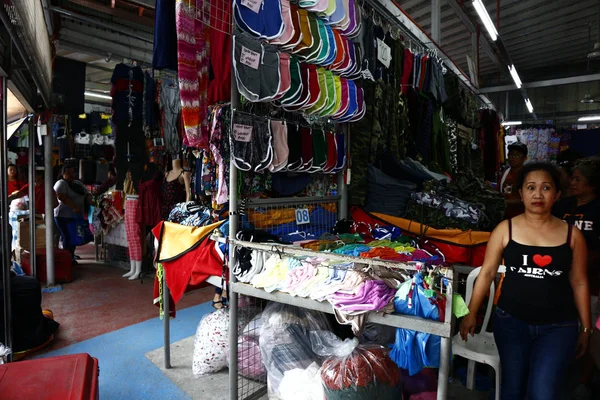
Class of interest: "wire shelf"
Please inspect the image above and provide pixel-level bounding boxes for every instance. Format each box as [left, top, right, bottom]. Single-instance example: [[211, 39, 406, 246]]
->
[[236, 295, 268, 400], [187, 0, 232, 36]]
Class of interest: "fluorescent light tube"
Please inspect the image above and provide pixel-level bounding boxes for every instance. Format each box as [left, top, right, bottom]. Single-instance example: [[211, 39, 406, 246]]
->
[[84, 91, 112, 100], [502, 121, 522, 126], [578, 116, 600, 122], [525, 99, 534, 114], [508, 65, 522, 89], [472, 0, 498, 41]]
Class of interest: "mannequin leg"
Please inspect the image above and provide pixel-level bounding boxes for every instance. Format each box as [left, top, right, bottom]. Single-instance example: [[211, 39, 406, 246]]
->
[[123, 260, 135, 278], [125, 196, 143, 279], [129, 260, 142, 280]]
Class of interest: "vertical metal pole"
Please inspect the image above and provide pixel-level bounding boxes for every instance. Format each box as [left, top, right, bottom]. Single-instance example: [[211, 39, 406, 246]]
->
[[431, 0, 441, 44], [437, 267, 455, 400], [337, 124, 349, 220], [44, 123, 55, 286], [504, 92, 510, 120], [229, 70, 240, 400], [163, 276, 171, 369], [0, 76, 13, 359], [28, 117, 36, 277]]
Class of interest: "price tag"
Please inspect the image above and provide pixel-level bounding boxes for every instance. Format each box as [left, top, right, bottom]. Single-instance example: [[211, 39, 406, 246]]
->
[[233, 124, 253, 142], [295, 208, 310, 225], [377, 39, 392, 68], [241, 0, 263, 13], [240, 46, 260, 70]]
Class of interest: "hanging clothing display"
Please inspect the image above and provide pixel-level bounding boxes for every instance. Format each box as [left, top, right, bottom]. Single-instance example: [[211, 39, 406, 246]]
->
[[176, 0, 210, 148]]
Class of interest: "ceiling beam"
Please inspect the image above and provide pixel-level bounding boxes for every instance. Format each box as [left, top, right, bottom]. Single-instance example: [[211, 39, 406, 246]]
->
[[57, 34, 152, 65], [65, 0, 154, 28], [478, 73, 600, 94], [445, 1, 501, 71], [51, 7, 153, 43], [61, 21, 153, 51]]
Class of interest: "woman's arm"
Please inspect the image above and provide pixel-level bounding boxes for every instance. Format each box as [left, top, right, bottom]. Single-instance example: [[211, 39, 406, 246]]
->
[[460, 220, 508, 340], [570, 227, 591, 357], [182, 171, 192, 202]]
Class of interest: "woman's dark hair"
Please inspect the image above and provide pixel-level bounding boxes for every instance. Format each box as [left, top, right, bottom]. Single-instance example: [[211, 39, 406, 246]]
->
[[61, 164, 75, 176], [516, 162, 562, 192], [573, 156, 600, 194]]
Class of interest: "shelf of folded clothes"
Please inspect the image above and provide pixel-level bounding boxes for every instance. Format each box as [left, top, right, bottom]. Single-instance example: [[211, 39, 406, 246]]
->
[[231, 282, 451, 337], [230, 239, 454, 339]]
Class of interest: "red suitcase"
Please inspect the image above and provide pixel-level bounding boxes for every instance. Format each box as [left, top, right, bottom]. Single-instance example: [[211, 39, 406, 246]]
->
[[0, 353, 99, 400], [21, 248, 74, 283]]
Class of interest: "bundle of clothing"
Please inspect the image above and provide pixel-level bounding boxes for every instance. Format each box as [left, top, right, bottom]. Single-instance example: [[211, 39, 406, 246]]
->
[[230, 112, 346, 174], [406, 191, 487, 231], [167, 201, 213, 227]]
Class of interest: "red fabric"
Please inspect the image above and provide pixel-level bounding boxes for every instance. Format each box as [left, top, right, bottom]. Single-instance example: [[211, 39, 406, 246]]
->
[[401, 49, 414, 96], [136, 176, 163, 228], [111, 79, 143, 94], [306, 64, 320, 108], [207, 0, 232, 104], [8, 180, 22, 195], [152, 229, 223, 313], [17, 184, 57, 214]]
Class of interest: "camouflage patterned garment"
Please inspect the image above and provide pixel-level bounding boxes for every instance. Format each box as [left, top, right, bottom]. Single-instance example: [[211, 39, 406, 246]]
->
[[406, 201, 482, 231], [411, 192, 486, 225], [349, 80, 376, 206]]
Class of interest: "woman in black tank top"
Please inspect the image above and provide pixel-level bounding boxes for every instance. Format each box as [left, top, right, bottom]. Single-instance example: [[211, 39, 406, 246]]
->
[[459, 163, 592, 400]]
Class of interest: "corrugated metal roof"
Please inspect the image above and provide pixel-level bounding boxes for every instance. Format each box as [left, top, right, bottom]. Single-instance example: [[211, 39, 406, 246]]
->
[[398, 0, 599, 77]]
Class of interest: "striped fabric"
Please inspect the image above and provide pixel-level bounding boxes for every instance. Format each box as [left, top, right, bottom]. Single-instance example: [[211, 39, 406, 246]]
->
[[176, 0, 210, 148]]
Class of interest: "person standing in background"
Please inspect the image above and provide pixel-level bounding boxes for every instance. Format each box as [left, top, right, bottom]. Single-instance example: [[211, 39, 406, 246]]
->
[[8, 169, 58, 214], [553, 157, 600, 400], [54, 165, 93, 263], [499, 142, 528, 219], [7, 163, 23, 196]]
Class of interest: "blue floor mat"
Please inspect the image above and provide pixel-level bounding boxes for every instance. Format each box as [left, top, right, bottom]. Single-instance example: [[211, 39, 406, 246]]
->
[[36, 302, 212, 400]]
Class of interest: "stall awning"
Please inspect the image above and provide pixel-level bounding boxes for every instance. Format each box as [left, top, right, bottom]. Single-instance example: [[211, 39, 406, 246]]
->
[[7, 117, 28, 140]]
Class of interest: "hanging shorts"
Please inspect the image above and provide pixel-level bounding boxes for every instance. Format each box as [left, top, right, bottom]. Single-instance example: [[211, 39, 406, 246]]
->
[[273, 52, 292, 100], [328, 0, 345, 26], [297, 15, 322, 62], [333, 132, 346, 172], [314, 19, 331, 65], [338, 79, 358, 122], [276, 56, 304, 107], [269, 120, 289, 172], [299, 0, 328, 13], [332, 77, 350, 119], [281, 4, 304, 51], [322, 25, 338, 66], [299, 63, 321, 110], [319, 0, 336, 17], [233, 33, 282, 102], [349, 85, 365, 122], [311, 128, 328, 172], [233, 0, 284, 40], [231, 112, 273, 172], [281, 62, 312, 111], [341, 0, 360, 37], [298, 127, 314, 172], [307, 67, 329, 115], [292, 9, 313, 54], [324, 130, 338, 173], [286, 123, 303, 171], [270, 0, 295, 46]]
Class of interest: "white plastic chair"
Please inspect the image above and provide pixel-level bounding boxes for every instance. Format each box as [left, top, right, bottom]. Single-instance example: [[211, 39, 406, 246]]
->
[[452, 266, 506, 400]]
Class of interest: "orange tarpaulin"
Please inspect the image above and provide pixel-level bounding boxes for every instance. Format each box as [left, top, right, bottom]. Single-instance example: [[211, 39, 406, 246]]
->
[[371, 213, 491, 247]]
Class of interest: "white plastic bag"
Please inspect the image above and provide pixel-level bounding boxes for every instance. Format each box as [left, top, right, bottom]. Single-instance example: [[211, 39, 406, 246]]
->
[[192, 309, 230, 376]]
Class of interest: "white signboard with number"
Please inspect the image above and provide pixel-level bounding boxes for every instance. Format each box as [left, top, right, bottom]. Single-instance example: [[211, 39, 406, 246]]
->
[[295, 209, 310, 225]]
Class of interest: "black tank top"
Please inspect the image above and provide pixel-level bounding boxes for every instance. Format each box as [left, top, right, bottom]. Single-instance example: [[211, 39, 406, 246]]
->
[[498, 219, 578, 325]]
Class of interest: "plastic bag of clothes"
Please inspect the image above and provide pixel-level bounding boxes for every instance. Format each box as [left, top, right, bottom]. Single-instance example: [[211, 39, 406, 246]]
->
[[316, 332, 403, 400], [227, 313, 267, 380], [259, 302, 332, 399], [192, 309, 230, 376]]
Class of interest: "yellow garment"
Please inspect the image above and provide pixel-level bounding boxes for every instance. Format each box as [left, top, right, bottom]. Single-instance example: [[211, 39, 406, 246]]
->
[[155, 220, 224, 262]]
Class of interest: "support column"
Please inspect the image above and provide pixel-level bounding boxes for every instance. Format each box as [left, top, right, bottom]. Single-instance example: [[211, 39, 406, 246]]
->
[[431, 0, 441, 44], [44, 123, 55, 286], [0, 76, 13, 358], [28, 116, 36, 277], [228, 67, 240, 400]]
